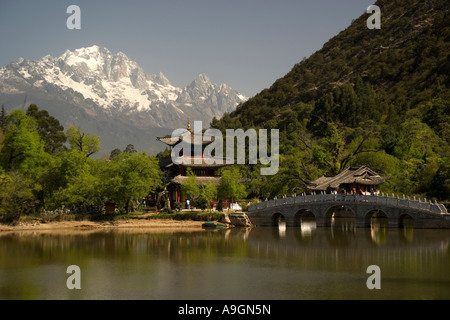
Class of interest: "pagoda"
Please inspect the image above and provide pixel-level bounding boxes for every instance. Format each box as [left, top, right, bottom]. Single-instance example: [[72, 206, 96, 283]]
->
[[156, 119, 229, 209]]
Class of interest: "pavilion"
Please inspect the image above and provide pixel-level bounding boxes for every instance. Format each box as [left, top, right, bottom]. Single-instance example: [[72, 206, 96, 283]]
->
[[308, 166, 390, 195]]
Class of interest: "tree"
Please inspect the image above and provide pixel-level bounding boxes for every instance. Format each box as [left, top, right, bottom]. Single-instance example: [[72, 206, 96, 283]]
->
[[40, 149, 96, 210], [430, 161, 450, 201], [0, 172, 36, 223], [109, 148, 122, 160], [0, 127, 4, 154], [67, 126, 100, 158], [100, 152, 162, 213], [181, 168, 200, 199], [199, 181, 218, 212], [50, 164, 102, 212], [423, 99, 450, 144], [0, 105, 6, 132], [180, 168, 218, 211], [218, 167, 247, 203], [124, 144, 137, 154], [0, 110, 48, 175], [26, 104, 67, 154]]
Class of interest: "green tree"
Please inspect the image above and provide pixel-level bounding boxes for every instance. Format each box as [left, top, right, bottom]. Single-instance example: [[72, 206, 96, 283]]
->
[[0, 127, 4, 154], [0, 110, 48, 175], [41, 149, 95, 210], [430, 161, 450, 201], [0, 172, 37, 223], [124, 144, 137, 154], [109, 148, 122, 160], [393, 118, 442, 161], [181, 168, 200, 199], [200, 181, 218, 212], [101, 152, 162, 213], [51, 164, 102, 211], [423, 99, 450, 144], [26, 104, 67, 154], [67, 126, 100, 158], [218, 167, 247, 202], [0, 105, 6, 131]]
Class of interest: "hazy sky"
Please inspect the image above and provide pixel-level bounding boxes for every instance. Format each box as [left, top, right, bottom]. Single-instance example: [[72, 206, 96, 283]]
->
[[0, 0, 375, 97]]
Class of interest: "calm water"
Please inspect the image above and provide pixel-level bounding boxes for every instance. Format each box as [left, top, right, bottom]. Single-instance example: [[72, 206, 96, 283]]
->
[[0, 221, 449, 300]]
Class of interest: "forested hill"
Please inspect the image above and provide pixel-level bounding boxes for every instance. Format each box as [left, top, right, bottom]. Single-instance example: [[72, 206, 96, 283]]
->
[[211, 0, 450, 201]]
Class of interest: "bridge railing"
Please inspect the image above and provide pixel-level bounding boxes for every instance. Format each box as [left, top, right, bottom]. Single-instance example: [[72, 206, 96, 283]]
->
[[248, 194, 448, 215]]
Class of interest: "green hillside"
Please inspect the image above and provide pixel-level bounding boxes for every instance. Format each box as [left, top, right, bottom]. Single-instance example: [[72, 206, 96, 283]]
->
[[211, 0, 450, 201]]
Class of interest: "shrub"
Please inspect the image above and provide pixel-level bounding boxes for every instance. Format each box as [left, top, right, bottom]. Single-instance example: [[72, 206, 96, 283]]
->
[[174, 202, 183, 212], [192, 196, 208, 210]]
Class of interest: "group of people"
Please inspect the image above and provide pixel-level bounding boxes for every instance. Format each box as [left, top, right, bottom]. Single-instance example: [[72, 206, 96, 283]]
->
[[335, 187, 377, 196]]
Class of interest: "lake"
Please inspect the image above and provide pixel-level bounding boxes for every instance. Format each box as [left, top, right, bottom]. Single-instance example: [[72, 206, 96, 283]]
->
[[0, 220, 449, 300]]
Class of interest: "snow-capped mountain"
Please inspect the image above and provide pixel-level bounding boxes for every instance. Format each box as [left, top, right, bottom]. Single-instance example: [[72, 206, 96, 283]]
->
[[0, 45, 247, 154]]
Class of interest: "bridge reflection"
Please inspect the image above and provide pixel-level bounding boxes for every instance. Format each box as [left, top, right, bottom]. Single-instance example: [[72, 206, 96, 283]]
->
[[268, 214, 412, 246]]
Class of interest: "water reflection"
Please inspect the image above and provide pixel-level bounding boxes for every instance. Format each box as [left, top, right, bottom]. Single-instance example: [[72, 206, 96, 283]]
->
[[300, 220, 316, 237], [278, 219, 286, 238], [0, 226, 449, 300], [370, 217, 389, 246]]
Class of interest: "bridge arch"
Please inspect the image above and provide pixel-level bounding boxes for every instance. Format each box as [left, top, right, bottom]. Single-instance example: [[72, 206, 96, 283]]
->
[[294, 209, 317, 235], [364, 209, 389, 229], [293, 209, 316, 227], [271, 212, 287, 239], [399, 213, 415, 229], [324, 205, 356, 228], [271, 213, 286, 227]]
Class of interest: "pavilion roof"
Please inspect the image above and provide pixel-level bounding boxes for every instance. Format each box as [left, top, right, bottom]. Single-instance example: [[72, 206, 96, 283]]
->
[[308, 166, 390, 191]]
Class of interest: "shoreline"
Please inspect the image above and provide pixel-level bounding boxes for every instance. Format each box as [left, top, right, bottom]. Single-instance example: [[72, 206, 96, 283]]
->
[[0, 218, 206, 233]]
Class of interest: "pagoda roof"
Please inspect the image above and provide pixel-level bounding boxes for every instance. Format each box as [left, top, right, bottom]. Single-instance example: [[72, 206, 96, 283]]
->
[[157, 130, 215, 147], [160, 156, 233, 169], [309, 166, 390, 191], [168, 175, 221, 186]]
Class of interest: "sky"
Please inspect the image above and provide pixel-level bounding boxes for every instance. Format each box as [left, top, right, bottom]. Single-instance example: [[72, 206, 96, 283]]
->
[[0, 0, 375, 98]]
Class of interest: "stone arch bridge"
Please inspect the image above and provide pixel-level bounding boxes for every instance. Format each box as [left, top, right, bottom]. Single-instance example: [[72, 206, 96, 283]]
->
[[248, 194, 450, 229]]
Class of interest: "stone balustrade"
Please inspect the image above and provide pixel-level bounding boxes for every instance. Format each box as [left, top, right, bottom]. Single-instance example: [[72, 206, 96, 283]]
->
[[249, 193, 448, 215]]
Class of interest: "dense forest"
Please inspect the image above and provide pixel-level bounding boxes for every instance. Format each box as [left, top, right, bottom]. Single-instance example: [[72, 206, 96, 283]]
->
[[0, 104, 163, 222], [211, 0, 450, 202]]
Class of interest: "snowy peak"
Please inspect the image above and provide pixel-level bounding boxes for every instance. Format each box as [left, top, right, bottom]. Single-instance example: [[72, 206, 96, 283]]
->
[[185, 73, 214, 101], [0, 45, 247, 129], [193, 73, 212, 85], [57, 45, 143, 85]]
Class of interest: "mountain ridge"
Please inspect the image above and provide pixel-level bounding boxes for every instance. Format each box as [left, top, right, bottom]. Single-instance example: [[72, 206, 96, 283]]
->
[[223, 0, 449, 129], [0, 45, 247, 155]]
